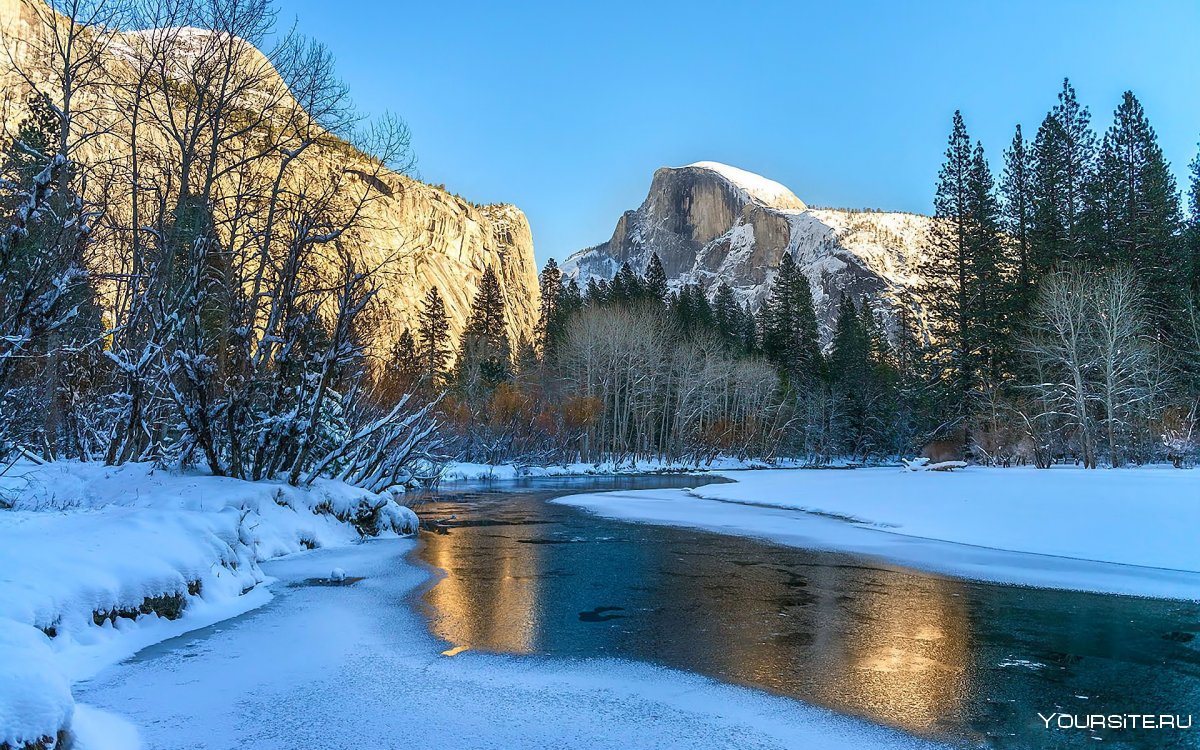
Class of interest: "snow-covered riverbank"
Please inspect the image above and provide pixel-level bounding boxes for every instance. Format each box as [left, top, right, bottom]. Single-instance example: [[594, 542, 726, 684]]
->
[[3, 464, 951, 750], [438, 456, 799, 482], [0, 461, 418, 749], [72, 536, 946, 750], [556, 466, 1200, 600]]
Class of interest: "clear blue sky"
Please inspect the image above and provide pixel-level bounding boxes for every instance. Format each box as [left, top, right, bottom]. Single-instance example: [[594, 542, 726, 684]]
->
[[275, 0, 1200, 265]]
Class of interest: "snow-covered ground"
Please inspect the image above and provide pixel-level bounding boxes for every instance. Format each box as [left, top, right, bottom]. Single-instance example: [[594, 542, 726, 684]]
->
[[556, 466, 1200, 600], [0, 461, 417, 749], [438, 456, 796, 483], [73, 538, 945, 750]]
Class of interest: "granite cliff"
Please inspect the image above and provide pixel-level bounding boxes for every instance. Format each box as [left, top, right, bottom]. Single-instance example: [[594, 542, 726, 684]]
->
[[563, 162, 932, 345]]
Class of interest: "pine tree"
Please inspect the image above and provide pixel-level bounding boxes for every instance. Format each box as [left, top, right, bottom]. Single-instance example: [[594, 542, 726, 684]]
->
[[1002, 124, 1036, 308], [585, 277, 608, 305], [734, 301, 753, 352], [455, 266, 512, 393], [672, 283, 714, 336], [417, 286, 450, 388], [1189, 151, 1200, 299], [544, 277, 582, 359], [917, 114, 1012, 422], [712, 281, 743, 352], [918, 111, 977, 419], [0, 91, 98, 457], [6, 92, 59, 188], [379, 329, 420, 400], [891, 301, 932, 453], [761, 253, 822, 383], [513, 335, 539, 379], [861, 303, 892, 371], [862, 303, 903, 456], [828, 296, 871, 455], [1030, 78, 1096, 270], [1083, 91, 1183, 333], [610, 261, 643, 303], [642, 253, 669, 304], [536, 259, 562, 355], [966, 140, 1012, 386], [1183, 150, 1200, 388], [558, 278, 583, 319]]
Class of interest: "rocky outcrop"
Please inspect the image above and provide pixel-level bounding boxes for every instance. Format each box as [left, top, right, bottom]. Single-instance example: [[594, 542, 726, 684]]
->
[[346, 173, 540, 346], [0, 0, 540, 350], [564, 162, 932, 346]]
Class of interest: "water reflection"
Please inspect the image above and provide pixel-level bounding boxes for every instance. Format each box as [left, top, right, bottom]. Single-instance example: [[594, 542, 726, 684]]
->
[[423, 536, 541, 654], [421, 495, 543, 654], [839, 574, 970, 734], [414, 479, 1200, 749]]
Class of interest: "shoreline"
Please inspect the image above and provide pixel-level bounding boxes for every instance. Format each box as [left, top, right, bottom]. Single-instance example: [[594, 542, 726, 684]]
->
[[70, 497, 948, 750]]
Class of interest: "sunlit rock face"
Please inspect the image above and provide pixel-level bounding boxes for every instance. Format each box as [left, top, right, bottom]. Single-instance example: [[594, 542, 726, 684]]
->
[[0, 0, 540, 350], [563, 161, 934, 346], [349, 176, 541, 346]]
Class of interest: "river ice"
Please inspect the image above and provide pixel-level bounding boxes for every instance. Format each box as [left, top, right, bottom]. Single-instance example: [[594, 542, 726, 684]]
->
[[555, 466, 1200, 599]]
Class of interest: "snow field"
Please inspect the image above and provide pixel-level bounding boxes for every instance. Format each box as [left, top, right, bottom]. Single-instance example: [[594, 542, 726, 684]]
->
[[0, 461, 417, 748]]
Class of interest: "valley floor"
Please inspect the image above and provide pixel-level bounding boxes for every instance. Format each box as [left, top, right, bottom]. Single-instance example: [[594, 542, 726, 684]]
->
[[6, 461, 1197, 748], [556, 465, 1200, 600]]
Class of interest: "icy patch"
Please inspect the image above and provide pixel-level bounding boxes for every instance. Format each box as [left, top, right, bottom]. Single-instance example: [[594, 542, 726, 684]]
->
[[997, 658, 1047, 671]]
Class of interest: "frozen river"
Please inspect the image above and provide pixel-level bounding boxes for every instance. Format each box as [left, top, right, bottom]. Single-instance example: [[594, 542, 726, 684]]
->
[[415, 476, 1200, 749]]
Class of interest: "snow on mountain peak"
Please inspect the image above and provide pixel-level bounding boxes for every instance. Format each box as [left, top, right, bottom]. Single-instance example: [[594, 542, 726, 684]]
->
[[683, 161, 807, 211]]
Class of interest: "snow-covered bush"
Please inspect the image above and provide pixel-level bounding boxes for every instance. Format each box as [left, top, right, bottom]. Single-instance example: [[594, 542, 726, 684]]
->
[[1161, 404, 1199, 468]]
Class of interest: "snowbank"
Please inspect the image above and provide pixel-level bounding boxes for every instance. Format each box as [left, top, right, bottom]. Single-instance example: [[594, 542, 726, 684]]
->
[[557, 466, 1200, 599], [438, 456, 792, 483], [0, 461, 418, 748], [0, 619, 71, 748]]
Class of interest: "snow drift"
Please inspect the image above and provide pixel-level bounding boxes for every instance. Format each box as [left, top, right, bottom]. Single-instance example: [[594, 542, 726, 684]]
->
[[0, 461, 418, 748]]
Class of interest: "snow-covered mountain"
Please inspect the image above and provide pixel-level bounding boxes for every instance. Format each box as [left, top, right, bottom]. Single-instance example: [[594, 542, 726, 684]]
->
[[563, 162, 933, 345]]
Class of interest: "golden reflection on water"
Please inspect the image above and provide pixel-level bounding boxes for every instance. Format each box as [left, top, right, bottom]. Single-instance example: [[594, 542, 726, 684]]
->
[[639, 547, 972, 737], [421, 507, 972, 739], [423, 534, 541, 654], [416, 490, 1199, 749], [838, 574, 970, 732]]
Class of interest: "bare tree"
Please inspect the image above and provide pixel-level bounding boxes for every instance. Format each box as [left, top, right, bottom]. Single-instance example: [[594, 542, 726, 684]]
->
[[0, 0, 128, 459], [1020, 266, 1163, 468], [1089, 268, 1158, 466], [1021, 267, 1099, 468]]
